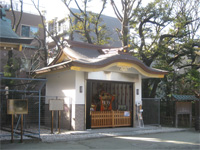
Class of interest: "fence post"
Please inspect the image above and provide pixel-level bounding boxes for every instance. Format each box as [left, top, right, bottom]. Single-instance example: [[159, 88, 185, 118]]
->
[[11, 114, 14, 143], [112, 110, 114, 127], [58, 111, 61, 133], [51, 111, 54, 134], [21, 114, 23, 143]]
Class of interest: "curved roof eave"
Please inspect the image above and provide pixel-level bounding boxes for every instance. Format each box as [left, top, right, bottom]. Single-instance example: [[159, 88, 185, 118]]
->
[[42, 40, 168, 78], [69, 61, 167, 78]]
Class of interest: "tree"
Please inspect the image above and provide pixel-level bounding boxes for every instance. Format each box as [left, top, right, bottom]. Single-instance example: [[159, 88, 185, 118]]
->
[[3, 0, 23, 81], [10, 0, 23, 33], [3, 0, 49, 80], [110, 0, 142, 47], [127, 0, 200, 98], [31, 0, 49, 67], [62, 0, 111, 45]]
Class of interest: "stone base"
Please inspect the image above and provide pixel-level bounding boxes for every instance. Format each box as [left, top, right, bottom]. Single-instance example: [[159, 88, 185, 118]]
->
[[43, 104, 85, 131]]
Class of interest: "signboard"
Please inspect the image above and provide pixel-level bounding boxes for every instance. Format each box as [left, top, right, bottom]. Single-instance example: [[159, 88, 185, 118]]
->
[[49, 99, 64, 111], [7, 99, 28, 114], [124, 111, 130, 117], [176, 102, 192, 114]]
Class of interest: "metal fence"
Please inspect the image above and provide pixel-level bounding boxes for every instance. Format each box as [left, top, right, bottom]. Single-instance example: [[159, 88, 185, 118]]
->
[[0, 94, 72, 141], [0, 77, 46, 140], [1, 95, 42, 138], [142, 98, 160, 126]]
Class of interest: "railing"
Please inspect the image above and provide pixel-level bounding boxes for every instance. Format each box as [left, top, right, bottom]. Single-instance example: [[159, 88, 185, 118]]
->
[[91, 111, 132, 128]]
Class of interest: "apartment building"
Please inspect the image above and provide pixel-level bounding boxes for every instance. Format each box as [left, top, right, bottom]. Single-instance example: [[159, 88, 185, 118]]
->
[[0, 1, 45, 76], [46, 8, 121, 61]]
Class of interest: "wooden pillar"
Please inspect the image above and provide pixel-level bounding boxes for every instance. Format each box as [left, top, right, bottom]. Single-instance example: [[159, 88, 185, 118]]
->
[[11, 114, 14, 143], [58, 111, 60, 133], [21, 115, 23, 143], [175, 114, 178, 128], [51, 111, 54, 134], [190, 114, 192, 128], [112, 110, 114, 127]]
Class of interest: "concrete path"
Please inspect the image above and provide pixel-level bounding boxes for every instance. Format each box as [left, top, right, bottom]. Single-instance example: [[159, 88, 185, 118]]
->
[[40, 126, 188, 142], [1, 129, 199, 150], [1, 126, 189, 142]]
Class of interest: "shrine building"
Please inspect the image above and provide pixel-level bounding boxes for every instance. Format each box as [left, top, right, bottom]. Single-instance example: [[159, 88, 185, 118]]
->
[[34, 40, 167, 131]]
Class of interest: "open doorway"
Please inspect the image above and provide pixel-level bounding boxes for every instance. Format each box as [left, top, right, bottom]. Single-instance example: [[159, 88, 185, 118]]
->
[[86, 80, 134, 129]]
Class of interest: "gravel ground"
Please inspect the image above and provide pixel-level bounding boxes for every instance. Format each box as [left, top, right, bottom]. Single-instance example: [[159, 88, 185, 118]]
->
[[0, 126, 188, 143]]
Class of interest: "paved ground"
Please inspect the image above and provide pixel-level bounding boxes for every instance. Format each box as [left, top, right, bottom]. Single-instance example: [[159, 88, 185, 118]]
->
[[1, 127, 199, 150], [0, 126, 187, 142]]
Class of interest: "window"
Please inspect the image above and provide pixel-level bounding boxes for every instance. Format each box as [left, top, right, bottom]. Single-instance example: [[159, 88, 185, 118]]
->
[[48, 23, 54, 32], [21, 25, 38, 37], [58, 20, 67, 32], [48, 20, 57, 34]]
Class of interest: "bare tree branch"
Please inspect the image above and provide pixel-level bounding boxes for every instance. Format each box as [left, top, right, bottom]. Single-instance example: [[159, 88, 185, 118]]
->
[[31, 0, 49, 66], [62, 1, 83, 22], [15, 0, 23, 33], [75, 0, 85, 15], [95, 0, 107, 44], [110, 0, 123, 21], [10, 0, 16, 30]]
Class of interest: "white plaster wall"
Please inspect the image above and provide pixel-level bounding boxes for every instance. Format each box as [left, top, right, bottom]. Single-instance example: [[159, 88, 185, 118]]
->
[[45, 70, 76, 104], [46, 70, 86, 104], [46, 71, 142, 104], [45, 70, 142, 129], [75, 71, 85, 104], [46, 70, 86, 130], [134, 75, 142, 105]]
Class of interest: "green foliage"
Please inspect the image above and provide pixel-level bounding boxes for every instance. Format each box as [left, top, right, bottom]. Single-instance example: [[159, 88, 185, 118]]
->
[[4, 58, 21, 77], [63, 0, 110, 45], [178, 69, 200, 92], [3, 52, 21, 86], [70, 11, 111, 45], [129, 0, 200, 98]]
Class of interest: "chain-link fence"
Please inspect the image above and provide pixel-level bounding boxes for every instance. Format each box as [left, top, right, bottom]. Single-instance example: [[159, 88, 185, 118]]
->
[[0, 94, 72, 140], [0, 77, 46, 140], [160, 100, 175, 127], [142, 98, 160, 126], [0, 95, 43, 139]]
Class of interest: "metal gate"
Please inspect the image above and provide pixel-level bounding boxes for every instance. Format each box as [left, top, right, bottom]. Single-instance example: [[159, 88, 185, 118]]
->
[[142, 98, 160, 126]]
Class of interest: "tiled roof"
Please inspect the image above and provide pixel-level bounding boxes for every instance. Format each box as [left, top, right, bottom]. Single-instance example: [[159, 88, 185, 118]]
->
[[172, 94, 200, 101], [35, 40, 168, 76]]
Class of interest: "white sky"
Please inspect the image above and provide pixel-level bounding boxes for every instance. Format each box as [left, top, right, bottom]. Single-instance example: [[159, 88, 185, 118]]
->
[[2, 0, 152, 20], [42, 0, 153, 20], [42, 0, 119, 20]]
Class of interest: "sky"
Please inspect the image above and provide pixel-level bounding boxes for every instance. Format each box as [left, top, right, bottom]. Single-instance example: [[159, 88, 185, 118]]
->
[[42, 0, 119, 20], [1, 0, 118, 19], [41, 0, 152, 20], [2, 0, 152, 20]]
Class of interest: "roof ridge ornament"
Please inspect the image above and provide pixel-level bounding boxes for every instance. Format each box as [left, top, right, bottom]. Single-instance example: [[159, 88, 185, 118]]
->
[[62, 39, 71, 48], [101, 45, 130, 54]]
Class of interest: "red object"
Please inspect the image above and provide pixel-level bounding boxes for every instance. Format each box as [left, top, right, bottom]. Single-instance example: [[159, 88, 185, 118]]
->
[[99, 91, 115, 111]]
